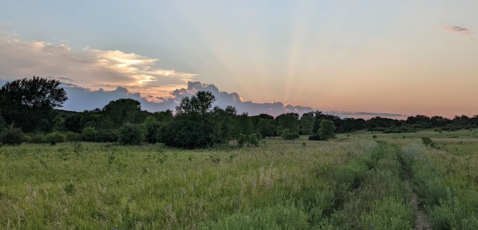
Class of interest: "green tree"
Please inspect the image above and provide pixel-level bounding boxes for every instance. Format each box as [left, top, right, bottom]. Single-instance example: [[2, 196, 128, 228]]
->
[[277, 113, 300, 133], [0, 125, 25, 145], [238, 133, 247, 147], [143, 116, 162, 144], [318, 119, 336, 140], [81, 127, 98, 142], [0, 112, 5, 131], [248, 133, 260, 147], [257, 119, 276, 138], [118, 123, 145, 145], [300, 113, 315, 135], [281, 128, 300, 143], [238, 113, 254, 136], [44, 131, 66, 145], [163, 91, 223, 148], [0, 77, 67, 132], [103, 99, 145, 127]]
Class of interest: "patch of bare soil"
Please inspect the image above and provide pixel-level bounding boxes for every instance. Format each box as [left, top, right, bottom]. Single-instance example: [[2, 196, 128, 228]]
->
[[411, 189, 432, 230]]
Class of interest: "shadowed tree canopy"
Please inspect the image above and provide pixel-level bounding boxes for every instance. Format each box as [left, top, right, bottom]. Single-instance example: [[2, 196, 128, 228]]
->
[[318, 119, 336, 140], [0, 76, 67, 132], [102, 98, 145, 127], [162, 91, 225, 148], [176, 91, 216, 116]]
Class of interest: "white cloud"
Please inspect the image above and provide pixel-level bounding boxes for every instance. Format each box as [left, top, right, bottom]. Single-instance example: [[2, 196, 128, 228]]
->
[[0, 30, 197, 99]]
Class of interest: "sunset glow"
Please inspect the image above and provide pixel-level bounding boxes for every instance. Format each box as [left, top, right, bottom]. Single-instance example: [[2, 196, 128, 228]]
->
[[1, 1, 478, 118]]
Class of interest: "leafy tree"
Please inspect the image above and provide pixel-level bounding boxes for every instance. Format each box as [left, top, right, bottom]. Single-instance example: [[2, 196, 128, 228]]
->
[[300, 113, 315, 135], [257, 119, 276, 138], [44, 132, 66, 145], [143, 116, 162, 144], [238, 134, 248, 147], [118, 123, 145, 145], [96, 129, 119, 142], [81, 127, 98, 142], [318, 119, 336, 140], [225, 105, 237, 116], [103, 99, 145, 127], [248, 133, 260, 147], [281, 128, 300, 143], [0, 77, 67, 132], [176, 91, 216, 116], [277, 113, 300, 133], [151, 110, 173, 123], [0, 125, 25, 145], [163, 91, 223, 148], [0, 112, 5, 131], [237, 113, 253, 136]]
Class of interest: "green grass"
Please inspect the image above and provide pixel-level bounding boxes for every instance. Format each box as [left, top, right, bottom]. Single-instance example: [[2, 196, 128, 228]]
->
[[2, 133, 478, 229]]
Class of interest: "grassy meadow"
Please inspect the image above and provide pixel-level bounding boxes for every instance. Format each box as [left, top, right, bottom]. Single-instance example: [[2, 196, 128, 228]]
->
[[1, 130, 478, 229]]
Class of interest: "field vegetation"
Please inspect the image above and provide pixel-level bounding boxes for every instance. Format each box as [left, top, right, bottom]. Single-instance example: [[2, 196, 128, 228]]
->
[[1, 129, 478, 229]]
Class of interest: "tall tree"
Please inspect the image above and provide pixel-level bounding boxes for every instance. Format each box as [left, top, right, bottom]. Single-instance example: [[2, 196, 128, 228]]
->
[[318, 119, 336, 140], [103, 98, 144, 127], [276, 113, 300, 133], [162, 91, 223, 148], [0, 76, 67, 132], [300, 112, 315, 135]]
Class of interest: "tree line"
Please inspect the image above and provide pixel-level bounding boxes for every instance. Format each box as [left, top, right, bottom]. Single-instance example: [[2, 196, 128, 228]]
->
[[1, 77, 478, 147]]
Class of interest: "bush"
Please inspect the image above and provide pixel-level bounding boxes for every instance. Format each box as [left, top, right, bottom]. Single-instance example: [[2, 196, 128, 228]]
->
[[308, 134, 322, 141], [248, 133, 259, 147], [29, 133, 46, 143], [81, 127, 98, 142], [65, 132, 81, 142], [43, 132, 66, 145], [161, 119, 220, 149], [118, 123, 144, 145], [238, 133, 247, 147], [145, 122, 162, 144], [23, 135, 31, 143], [0, 113, 5, 131], [96, 129, 119, 142], [0, 126, 25, 145]]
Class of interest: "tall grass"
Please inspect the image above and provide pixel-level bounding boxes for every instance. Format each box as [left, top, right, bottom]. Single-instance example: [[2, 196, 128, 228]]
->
[[0, 139, 374, 229]]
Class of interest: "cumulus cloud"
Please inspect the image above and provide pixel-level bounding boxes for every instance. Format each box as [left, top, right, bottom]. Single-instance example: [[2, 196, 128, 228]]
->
[[0, 30, 197, 98], [0, 78, 406, 119], [443, 24, 474, 40]]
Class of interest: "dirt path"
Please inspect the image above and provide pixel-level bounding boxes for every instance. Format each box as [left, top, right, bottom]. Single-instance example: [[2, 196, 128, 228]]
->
[[402, 164, 432, 230], [411, 192, 432, 230]]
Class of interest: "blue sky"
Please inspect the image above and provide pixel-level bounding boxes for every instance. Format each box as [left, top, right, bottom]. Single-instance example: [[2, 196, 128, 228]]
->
[[1, 1, 477, 117]]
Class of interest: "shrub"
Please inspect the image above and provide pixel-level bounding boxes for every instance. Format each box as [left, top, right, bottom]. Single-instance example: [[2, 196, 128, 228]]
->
[[248, 133, 259, 147], [96, 129, 119, 142], [29, 133, 46, 143], [44, 132, 66, 145], [118, 123, 144, 145], [0, 113, 5, 131], [81, 127, 98, 142], [0, 125, 25, 145], [65, 132, 81, 142], [308, 134, 322, 141], [145, 122, 162, 144], [238, 133, 247, 147]]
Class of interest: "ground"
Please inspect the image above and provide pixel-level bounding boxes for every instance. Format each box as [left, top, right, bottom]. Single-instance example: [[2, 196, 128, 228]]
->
[[1, 129, 478, 229]]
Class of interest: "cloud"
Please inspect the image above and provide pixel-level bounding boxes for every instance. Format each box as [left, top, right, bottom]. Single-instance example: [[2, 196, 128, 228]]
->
[[0, 30, 197, 98], [0, 78, 406, 119], [443, 24, 474, 40]]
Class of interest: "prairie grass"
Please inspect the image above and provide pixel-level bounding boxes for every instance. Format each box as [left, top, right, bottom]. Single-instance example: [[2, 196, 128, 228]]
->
[[2, 132, 478, 229], [0, 138, 374, 229]]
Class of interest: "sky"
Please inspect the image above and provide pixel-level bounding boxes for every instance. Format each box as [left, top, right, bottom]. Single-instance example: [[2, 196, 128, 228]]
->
[[1, 0, 477, 118]]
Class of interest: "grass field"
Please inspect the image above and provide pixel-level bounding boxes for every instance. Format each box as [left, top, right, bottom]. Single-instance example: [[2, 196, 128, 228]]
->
[[1, 130, 478, 229]]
